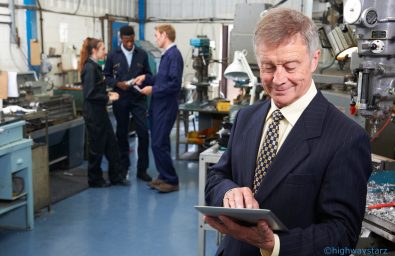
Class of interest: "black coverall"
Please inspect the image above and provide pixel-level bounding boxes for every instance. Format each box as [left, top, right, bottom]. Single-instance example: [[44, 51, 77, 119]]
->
[[81, 58, 124, 186], [103, 46, 152, 174]]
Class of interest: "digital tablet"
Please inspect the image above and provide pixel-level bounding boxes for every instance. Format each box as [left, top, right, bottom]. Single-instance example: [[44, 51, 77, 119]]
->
[[195, 206, 288, 231]]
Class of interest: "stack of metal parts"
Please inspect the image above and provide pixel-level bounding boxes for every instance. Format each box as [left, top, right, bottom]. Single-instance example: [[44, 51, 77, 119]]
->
[[5, 94, 76, 134], [38, 94, 76, 124], [365, 170, 395, 242]]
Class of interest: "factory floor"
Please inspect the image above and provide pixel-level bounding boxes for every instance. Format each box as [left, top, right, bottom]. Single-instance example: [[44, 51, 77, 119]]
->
[[0, 127, 218, 256]]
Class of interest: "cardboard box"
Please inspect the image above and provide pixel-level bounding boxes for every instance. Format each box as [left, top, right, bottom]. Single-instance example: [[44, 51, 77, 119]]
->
[[30, 39, 41, 66], [0, 71, 8, 99]]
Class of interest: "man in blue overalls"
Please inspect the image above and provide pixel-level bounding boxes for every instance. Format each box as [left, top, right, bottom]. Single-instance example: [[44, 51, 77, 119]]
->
[[135, 24, 184, 193], [104, 25, 152, 182]]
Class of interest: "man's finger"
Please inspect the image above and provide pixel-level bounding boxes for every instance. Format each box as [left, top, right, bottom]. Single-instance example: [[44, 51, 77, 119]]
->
[[204, 216, 228, 234]]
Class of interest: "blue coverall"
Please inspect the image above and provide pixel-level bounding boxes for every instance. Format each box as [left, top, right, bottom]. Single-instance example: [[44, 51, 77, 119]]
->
[[145, 45, 184, 185]]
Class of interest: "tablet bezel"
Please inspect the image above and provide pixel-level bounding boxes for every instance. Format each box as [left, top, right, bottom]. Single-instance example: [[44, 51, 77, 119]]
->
[[195, 205, 288, 231]]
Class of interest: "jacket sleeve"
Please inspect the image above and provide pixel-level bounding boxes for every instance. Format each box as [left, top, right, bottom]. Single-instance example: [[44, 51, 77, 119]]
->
[[142, 52, 152, 77], [82, 64, 108, 104], [152, 50, 183, 98], [205, 110, 242, 206], [103, 52, 118, 89], [141, 53, 155, 85]]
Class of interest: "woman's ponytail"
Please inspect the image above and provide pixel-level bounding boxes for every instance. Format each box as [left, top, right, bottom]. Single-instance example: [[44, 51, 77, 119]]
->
[[79, 37, 102, 72]]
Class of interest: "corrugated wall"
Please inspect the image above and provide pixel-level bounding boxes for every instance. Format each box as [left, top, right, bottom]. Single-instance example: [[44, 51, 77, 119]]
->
[[145, 0, 312, 20], [146, 0, 279, 19], [2, 0, 307, 19], [18, 0, 137, 18], [30, 0, 277, 19]]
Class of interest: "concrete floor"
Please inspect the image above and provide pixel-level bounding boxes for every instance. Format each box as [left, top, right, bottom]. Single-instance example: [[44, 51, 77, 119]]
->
[[0, 128, 218, 256]]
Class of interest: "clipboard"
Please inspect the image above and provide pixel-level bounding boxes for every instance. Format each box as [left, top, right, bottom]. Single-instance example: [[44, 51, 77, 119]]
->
[[195, 205, 288, 231]]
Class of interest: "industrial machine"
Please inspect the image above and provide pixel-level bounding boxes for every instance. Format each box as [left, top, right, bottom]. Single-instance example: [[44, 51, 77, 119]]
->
[[316, 0, 395, 159], [2, 72, 84, 170], [190, 35, 212, 106], [344, 0, 395, 132], [16, 72, 48, 97], [340, 0, 395, 246]]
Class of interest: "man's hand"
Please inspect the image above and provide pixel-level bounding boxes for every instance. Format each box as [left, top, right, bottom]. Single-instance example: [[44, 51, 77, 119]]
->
[[107, 92, 119, 103], [116, 81, 129, 91], [223, 187, 259, 209], [134, 74, 146, 85], [204, 216, 275, 253], [140, 86, 152, 96]]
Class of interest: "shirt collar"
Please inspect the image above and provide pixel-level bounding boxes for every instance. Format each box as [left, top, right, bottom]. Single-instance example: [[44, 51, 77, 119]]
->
[[89, 57, 98, 64], [121, 44, 134, 56], [267, 80, 317, 126], [162, 43, 176, 56]]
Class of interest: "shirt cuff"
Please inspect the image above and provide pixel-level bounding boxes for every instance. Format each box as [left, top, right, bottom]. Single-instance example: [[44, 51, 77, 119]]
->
[[260, 234, 280, 256]]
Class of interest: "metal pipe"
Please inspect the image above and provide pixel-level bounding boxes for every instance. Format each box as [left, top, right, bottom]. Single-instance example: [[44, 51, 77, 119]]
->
[[36, 0, 44, 55], [8, 0, 17, 44], [302, 0, 313, 18], [221, 24, 228, 98], [138, 0, 146, 40], [24, 0, 38, 69]]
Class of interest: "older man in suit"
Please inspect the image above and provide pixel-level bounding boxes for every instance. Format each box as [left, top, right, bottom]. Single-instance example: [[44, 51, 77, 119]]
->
[[205, 8, 372, 256]]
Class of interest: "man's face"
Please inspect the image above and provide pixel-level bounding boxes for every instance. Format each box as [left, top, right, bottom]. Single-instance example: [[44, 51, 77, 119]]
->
[[154, 30, 165, 49], [121, 34, 135, 51], [256, 34, 320, 108]]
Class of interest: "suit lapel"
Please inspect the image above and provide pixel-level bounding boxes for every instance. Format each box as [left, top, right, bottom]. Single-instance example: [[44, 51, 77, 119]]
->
[[255, 92, 329, 201]]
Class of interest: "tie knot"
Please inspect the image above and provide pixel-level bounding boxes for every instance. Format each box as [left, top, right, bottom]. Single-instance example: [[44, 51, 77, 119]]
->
[[272, 110, 284, 122]]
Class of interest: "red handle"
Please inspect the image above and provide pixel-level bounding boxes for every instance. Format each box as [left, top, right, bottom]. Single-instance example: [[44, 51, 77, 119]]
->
[[368, 202, 395, 209]]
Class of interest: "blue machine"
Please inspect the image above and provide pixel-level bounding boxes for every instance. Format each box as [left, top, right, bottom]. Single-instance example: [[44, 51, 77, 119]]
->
[[190, 37, 210, 57], [189, 36, 212, 105]]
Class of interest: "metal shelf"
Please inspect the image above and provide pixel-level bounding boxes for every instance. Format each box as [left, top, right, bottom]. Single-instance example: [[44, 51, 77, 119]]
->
[[198, 144, 224, 256]]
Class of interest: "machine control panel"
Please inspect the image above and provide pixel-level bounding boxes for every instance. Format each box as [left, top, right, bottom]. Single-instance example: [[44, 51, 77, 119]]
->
[[370, 40, 385, 53]]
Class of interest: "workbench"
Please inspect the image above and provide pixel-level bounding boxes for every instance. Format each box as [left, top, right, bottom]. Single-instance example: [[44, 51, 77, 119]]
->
[[176, 103, 228, 160], [0, 119, 33, 230]]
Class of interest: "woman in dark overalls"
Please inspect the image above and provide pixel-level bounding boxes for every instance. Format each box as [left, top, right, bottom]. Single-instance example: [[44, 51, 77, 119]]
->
[[79, 37, 129, 187]]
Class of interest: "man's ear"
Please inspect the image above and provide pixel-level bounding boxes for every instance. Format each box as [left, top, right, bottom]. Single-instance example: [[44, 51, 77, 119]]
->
[[310, 49, 321, 73]]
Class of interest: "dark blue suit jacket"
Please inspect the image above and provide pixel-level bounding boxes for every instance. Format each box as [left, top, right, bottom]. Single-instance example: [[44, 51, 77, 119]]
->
[[205, 91, 372, 256], [103, 46, 152, 100]]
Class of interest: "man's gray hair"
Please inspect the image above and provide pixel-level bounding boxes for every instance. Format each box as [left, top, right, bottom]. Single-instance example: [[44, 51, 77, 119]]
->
[[254, 7, 320, 59]]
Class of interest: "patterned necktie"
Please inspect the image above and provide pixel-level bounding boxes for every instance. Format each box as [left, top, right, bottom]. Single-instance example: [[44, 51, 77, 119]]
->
[[253, 109, 284, 194]]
